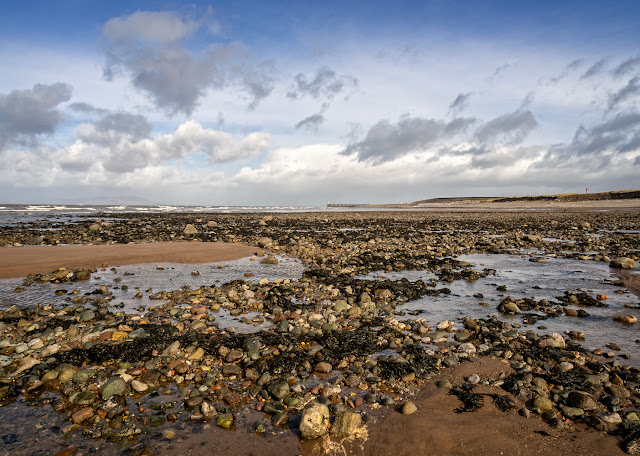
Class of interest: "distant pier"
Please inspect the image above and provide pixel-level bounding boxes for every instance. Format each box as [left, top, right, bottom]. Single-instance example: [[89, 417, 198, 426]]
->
[[327, 203, 365, 207]]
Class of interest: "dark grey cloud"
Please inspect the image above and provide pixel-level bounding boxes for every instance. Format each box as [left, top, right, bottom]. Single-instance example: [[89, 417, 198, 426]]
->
[[448, 93, 472, 116], [93, 112, 152, 143], [612, 56, 640, 78], [342, 115, 474, 164], [287, 67, 358, 101], [0, 83, 72, 150], [295, 113, 325, 131], [473, 110, 537, 145], [543, 112, 640, 165], [102, 12, 275, 116], [580, 59, 607, 80], [608, 76, 640, 110], [68, 102, 108, 116]]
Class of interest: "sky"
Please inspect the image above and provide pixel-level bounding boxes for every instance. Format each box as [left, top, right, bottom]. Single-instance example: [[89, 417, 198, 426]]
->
[[1, 1, 639, 206]]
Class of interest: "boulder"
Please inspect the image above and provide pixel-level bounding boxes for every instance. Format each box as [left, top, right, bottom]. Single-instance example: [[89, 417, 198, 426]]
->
[[299, 403, 330, 439]]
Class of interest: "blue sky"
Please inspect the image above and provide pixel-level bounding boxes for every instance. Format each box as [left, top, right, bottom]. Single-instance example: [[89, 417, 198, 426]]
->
[[1, 1, 639, 205]]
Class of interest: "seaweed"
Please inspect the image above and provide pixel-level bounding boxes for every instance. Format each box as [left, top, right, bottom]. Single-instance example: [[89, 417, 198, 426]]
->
[[450, 384, 484, 413], [492, 394, 516, 412]]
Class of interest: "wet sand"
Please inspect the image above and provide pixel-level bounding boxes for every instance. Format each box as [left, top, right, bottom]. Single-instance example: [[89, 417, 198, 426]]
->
[[0, 241, 258, 279], [362, 357, 625, 456]]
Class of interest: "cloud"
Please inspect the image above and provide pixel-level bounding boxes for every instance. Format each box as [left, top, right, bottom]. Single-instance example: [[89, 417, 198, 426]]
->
[[541, 112, 640, 168], [76, 111, 152, 146], [68, 102, 108, 116], [546, 58, 584, 85], [295, 113, 325, 131], [102, 11, 197, 44], [287, 67, 358, 101], [612, 56, 640, 78], [580, 59, 607, 80], [102, 11, 275, 115], [0, 83, 72, 150], [608, 76, 640, 110], [448, 93, 472, 116], [473, 110, 537, 145], [342, 115, 475, 164]]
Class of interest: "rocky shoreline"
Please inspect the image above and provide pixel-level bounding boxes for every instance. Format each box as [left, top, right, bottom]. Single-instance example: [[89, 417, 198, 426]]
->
[[0, 210, 639, 455]]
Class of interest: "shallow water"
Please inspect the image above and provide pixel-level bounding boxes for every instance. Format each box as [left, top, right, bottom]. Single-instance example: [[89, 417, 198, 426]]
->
[[361, 253, 640, 365], [0, 255, 305, 333]]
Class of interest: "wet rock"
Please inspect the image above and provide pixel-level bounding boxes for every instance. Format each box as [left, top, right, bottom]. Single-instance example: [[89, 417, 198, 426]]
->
[[614, 315, 638, 324], [610, 257, 636, 269], [100, 376, 126, 400], [71, 407, 94, 424], [268, 380, 290, 400], [299, 403, 330, 439], [261, 256, 279, 264], [217, 413, 234, 429], [567, 391, 597, 411], [401, 401, 418, 415], [331, 412, 362, 436]]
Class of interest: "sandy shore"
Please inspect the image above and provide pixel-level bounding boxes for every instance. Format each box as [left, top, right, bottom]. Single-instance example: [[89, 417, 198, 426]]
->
[[0, 241, 258, 279], [361, 357, 625, 456]]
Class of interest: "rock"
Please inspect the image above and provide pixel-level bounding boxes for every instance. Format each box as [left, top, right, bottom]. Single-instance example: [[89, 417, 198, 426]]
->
[[614, 315, 638, 324], [458, 343, 477, 355], [401, 401, 418, 415], [100, 376, 126, 400], [561, 406, 584, 418], [532, 396, 553, 412], [89, 224, 101, 231], [601, 412, 622, 425], [161, 340, 181, 357], [127, 328, 146, 339], [131, 380, 148, 393], [78, 310, 95, 322], [437, 379, 451, 389], [610, 257, 636, 269], [499, 301, 521, 314], [260, 256, 278, 264], [314, 362, 332, 373], [467, 374, 480, 385], [268, 380, 290, 400], [183, 224, 198, 235], [217, 413, 234, 429], [567, 391, 597, 410], [162, 429, 176, 439], [188, 347, 205, 361], [257, 237, 273, 248], [538, 333, 566, 349], [299, 403, 330, 439], [71, 407, 94, 424], [330, 412, 362, 436], [207, 221, 218, 228]]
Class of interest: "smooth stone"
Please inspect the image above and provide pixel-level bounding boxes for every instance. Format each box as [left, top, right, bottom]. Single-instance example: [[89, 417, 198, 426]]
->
[[217, 413, 234, 429], [100, 376, 126, 400], [401, 401, 418, 415]]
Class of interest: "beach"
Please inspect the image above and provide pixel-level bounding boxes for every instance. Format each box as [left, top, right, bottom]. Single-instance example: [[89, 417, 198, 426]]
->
[[0, 241, 258, 279], [0, 207, 639, 455]]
